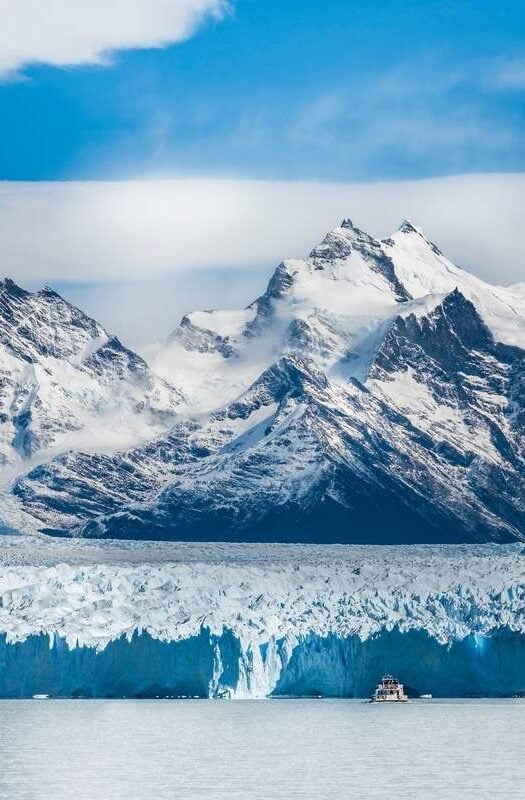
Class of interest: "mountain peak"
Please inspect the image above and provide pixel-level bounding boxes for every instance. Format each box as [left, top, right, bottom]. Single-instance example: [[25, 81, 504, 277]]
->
[[0, 277, 29, 299], [38, 285, 62, 299], [394, 219, 443, 256], [340, 218, 359, 231], [0, 276, 112, 366], [371, 285, 498, 386], [398, 219, 422, 236]]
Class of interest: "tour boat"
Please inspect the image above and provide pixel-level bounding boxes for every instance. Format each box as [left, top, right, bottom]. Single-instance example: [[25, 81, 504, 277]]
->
[[370, 675, 408, 703]]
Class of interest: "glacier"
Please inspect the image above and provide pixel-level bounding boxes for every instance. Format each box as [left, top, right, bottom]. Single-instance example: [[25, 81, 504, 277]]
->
[[1, 536, 524, 698]]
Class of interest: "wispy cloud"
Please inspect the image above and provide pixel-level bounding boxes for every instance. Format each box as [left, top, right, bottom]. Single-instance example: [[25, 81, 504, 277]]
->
[[0, 0, 231, 79], [284, 54, 525, 177], [486, 58, 525, 91]]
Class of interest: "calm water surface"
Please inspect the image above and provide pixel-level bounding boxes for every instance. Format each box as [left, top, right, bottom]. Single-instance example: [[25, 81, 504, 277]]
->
[[0, 699, 524, 800]]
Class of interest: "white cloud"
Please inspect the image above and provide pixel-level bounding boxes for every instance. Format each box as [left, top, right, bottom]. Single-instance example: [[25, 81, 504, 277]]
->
[[1, 174, 524, 346], [1, 174, 524, 285], [0, 0, 230, 77]]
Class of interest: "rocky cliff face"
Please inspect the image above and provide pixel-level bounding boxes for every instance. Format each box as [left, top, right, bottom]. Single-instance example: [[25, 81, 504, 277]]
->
[[3, 219, 525, 543]]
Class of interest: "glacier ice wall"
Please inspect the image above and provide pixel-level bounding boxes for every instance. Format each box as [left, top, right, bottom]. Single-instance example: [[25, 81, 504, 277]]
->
[[1, 628, 525, 699], [0, 538, 524, 698]]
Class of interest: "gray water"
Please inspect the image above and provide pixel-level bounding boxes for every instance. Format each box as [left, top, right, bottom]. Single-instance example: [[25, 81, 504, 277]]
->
[[0, 699, 524, 800]]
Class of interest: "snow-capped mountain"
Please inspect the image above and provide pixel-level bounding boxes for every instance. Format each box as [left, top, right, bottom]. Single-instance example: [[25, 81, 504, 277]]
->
[[3, 219, 525, 543], [0, 278, 182, 480]]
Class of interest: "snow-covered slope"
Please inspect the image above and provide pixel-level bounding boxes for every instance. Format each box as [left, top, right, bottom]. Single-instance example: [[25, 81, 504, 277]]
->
[[0, 279, 182, 480], [153, 219, 525, 406], [0, 538, 524, 698], [2, 219, 525, 543], [386, 221, 525, 348]]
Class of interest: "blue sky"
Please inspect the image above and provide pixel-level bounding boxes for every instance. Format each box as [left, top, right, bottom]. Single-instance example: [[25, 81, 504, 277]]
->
[[0, 1, 524, 346], [1, 0, 525, 182]]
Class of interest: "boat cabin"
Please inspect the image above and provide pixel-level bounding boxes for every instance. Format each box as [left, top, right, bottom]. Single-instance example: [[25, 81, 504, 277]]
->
[[370, 675, 408, 702]]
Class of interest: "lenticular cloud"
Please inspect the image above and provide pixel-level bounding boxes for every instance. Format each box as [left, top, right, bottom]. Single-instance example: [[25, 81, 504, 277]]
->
[[0, 0, 230, 77]]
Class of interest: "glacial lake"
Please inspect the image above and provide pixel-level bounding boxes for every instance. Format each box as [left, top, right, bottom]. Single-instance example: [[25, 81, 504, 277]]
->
[[0, 699, 524, 799]]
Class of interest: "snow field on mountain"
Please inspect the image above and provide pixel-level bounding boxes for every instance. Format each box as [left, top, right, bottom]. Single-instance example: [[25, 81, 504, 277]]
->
[[388, 224, 525, 348], [369, 368, 498, 463]]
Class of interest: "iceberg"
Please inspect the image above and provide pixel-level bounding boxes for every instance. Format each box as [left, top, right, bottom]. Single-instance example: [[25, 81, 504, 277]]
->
[[1, 536, 524, 698]]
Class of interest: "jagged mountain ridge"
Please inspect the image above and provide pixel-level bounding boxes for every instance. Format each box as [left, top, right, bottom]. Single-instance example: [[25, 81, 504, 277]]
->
[[3, 219, 525, 543], [0, 278, 182, 479]]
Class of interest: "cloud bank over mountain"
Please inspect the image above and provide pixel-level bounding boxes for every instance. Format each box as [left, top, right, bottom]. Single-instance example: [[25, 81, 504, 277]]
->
[[0, 173, 523, 286]]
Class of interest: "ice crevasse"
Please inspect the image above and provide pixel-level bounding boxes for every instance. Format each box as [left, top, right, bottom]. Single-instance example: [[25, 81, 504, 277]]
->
[[0, 539, 525, 699]]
